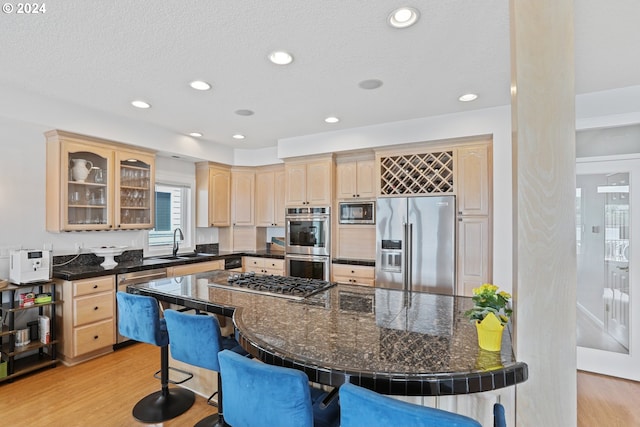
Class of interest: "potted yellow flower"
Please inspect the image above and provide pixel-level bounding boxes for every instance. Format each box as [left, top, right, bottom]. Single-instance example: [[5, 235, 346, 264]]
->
[[464, 284, 512, 351]]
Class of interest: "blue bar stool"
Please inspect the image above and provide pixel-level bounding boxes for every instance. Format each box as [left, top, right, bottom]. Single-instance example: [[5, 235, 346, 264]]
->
[[163, 309, 249, 427], [494, 402, 507, 427], [339, 382, 482, 427], [116, 292, 195, 423], [218, 349, 340, 427]]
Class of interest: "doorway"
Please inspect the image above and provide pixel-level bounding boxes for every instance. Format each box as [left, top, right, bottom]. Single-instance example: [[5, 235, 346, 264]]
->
[[576, 157, 639, 379]]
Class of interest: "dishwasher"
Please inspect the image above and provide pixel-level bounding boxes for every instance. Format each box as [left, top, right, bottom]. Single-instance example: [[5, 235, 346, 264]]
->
[[115, 268, 167, 347]]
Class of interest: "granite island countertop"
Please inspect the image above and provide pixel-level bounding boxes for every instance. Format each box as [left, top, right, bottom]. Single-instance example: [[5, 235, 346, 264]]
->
[[129, 270, 528, 396]]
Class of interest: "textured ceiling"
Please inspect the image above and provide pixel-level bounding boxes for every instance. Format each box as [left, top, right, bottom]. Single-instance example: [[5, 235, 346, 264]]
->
[[1, 0, 639, 150]]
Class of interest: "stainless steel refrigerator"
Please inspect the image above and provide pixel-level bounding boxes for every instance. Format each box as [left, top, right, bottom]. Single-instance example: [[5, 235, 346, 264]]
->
[[375, 196, 456, 296]]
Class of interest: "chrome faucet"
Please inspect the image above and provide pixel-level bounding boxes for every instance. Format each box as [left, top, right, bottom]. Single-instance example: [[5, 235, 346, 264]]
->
[[172, 228, 184, 257]]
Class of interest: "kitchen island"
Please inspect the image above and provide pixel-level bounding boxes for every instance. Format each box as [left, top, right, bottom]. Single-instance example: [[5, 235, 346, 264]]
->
[[128, 270, 527, 396]]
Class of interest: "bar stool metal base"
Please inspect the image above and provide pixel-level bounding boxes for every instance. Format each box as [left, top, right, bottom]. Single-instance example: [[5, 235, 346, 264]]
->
[[132, 387, 195, 424], [194, 413, 226, 427]]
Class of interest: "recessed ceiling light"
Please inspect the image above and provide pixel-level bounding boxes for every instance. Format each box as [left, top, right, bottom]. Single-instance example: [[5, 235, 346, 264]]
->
[[189, 80, 211, 91], [232, 134, 245, 140], [359, 79, 384, 90], [268, 51, 293, 65], [235, 109, 255, 116], [131, 100, 151, 109], [388, 7, 420, 28], [325, 116, 340, 124], [189, 132, 203, 137], [458, 93, 479, 102]]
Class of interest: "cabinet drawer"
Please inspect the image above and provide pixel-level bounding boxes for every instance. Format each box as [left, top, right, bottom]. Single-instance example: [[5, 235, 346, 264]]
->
[[73, 292, 114, 326], [333, 275, 375, 287], [263, 267, 284, 276], [263, 259, 284, 271], [245, 257, 284, 275], [332, 264, 375, 279], [73, 275, 115, 297], [244, 257, 264, 269], [169, 260, 224, 276], [332, 264, 375, 286], [73, 319, 115, 356]]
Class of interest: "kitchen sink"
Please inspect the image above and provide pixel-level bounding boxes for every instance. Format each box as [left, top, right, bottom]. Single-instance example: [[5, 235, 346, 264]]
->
[[152, 253, 214, 261], [177, 252, 213, 258]]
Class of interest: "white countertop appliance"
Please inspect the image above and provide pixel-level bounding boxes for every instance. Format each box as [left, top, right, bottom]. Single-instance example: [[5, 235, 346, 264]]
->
[[9, 249, 52, 284]]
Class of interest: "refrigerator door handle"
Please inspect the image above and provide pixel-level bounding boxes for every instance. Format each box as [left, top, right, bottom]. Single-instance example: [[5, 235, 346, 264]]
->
[[407, 222, 413, 306], [402, 222, 408, 293]]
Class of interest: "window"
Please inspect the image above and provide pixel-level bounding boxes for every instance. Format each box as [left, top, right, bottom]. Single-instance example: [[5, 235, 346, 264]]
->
[[148, 183, 191, 248]]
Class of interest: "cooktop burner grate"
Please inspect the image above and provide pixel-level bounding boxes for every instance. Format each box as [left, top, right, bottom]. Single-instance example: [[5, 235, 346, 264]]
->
[[209, 272, 335, 300]]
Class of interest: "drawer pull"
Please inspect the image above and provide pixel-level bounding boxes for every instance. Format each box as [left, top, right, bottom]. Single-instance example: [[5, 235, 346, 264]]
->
[[93, 285, 98, 289], [94, 306, 99, 311], [94, 335, 99, 340]]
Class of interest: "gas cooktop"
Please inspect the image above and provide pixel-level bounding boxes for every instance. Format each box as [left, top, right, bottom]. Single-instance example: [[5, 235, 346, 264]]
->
[[209, 272, 335, 300]]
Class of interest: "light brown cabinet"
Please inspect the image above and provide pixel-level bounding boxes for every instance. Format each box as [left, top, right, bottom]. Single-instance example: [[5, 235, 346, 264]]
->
[[255, 166, 286, 227], [336, 225, 376, 261], [45, 130, 155, 231], [455, 142, 492, 296], [457, 144, 491, 216], [196, 162, 231, 227], [244, 257, 285, 276], [457, 217, 492, 297], [231, 169, 255, 226], [336, 158, 375, 200], [167, 260, 224, 277], [284, 157, 333, 206], [332, 264, 375, 287], [56, 275, 116, 365]]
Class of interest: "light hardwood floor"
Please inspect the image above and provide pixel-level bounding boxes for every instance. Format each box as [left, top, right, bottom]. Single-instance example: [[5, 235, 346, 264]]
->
[[0, 343, 215, 427], [2, 343, 639, 426]]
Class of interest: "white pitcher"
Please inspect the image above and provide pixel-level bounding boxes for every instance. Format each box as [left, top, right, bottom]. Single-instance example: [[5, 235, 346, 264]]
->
[[70, 158, 93, 182]]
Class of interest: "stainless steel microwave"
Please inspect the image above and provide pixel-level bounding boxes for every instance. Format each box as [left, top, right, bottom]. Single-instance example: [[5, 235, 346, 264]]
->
[[338, 201, 375, 224]]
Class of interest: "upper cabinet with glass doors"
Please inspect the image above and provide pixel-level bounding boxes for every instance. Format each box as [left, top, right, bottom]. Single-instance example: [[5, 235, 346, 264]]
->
[[116, 150, 155, 229], [45, 130, 155, 232]]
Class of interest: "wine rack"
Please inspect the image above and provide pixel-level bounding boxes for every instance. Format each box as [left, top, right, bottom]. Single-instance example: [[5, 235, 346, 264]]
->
[[379, 151, 454, 195]]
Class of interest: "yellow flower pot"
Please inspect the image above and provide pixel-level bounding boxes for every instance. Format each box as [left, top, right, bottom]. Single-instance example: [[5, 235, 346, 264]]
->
[[475, 312, 505, 352]]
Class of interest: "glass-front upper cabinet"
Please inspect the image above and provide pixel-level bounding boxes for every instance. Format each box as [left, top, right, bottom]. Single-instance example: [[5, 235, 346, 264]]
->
[[115, 150, 154, 229], [62, 141, 114, 231], [46, 130, 155, 232]]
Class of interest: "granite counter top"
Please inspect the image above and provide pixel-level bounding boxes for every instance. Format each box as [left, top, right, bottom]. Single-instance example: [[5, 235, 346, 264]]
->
[[129, 271, 527, 396], [52, 250, 284, 281]]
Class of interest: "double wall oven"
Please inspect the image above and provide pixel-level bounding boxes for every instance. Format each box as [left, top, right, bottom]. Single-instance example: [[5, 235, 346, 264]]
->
[[285, 206, 330, 280]]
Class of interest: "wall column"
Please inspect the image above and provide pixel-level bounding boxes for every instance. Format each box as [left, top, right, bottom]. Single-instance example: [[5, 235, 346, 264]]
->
[[510, 1, 577, 425]]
